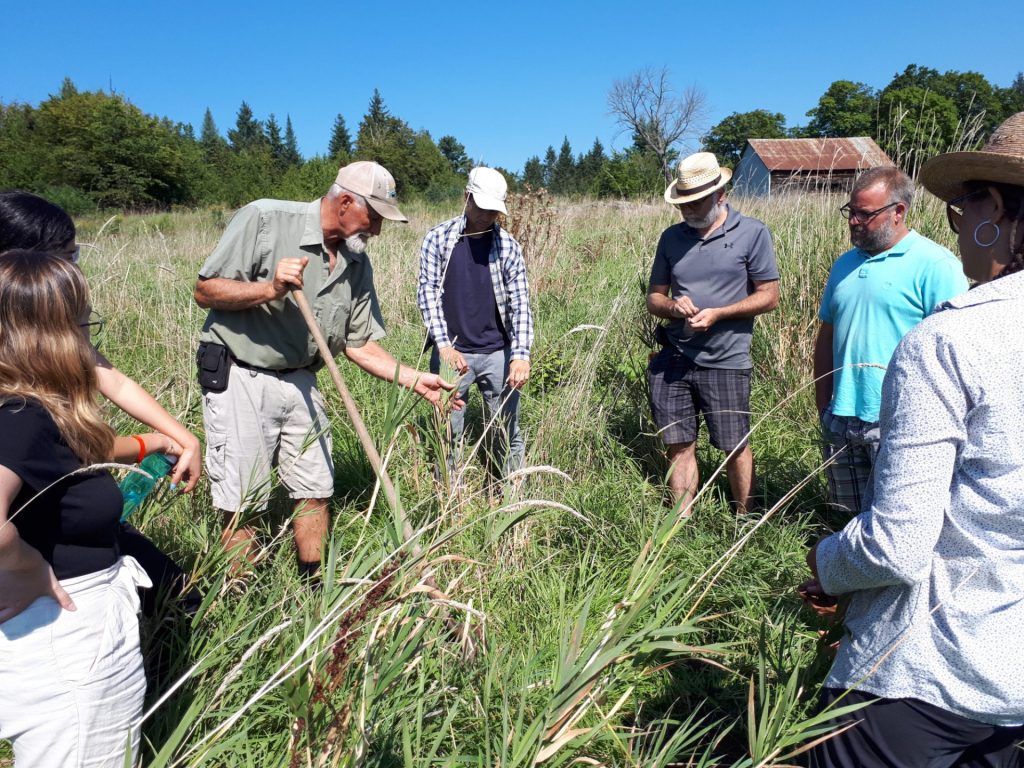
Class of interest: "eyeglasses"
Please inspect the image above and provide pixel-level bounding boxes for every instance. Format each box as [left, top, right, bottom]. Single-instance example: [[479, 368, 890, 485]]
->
[[79, 309, 104, 339], [839, 201, 899, 223], [946, 189, 986, 234], [57, 245, 81, 263]]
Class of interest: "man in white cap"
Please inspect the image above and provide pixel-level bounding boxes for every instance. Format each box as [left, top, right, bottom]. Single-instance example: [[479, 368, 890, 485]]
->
[[417, 166, 534, 487], [194, 160, 457, 580], [647, 151, 779, 515]]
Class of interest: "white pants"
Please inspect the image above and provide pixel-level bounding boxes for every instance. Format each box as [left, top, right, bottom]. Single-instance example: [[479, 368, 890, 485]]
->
[[0, 556, 151, 767]]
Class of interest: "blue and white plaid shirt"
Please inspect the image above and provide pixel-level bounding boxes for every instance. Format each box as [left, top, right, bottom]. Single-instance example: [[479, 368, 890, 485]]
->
[[417, 215, 534, 361]]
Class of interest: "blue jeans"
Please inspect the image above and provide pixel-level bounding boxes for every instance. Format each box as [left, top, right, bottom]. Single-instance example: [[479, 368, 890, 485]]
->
[[430, 347, 524, 479]]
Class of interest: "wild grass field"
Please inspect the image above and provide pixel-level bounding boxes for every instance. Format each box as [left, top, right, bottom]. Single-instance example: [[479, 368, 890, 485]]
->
[[2, 190, 959, 766]]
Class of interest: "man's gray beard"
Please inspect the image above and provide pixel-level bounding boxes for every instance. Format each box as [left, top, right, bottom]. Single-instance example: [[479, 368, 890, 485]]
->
[[345, 234, 369, 254], [684, 203, 721, 230], [851, 218, 897, 253]]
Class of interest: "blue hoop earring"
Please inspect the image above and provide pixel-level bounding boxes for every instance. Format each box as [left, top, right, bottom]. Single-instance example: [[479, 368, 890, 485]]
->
[[974, 220, 1000, 248]]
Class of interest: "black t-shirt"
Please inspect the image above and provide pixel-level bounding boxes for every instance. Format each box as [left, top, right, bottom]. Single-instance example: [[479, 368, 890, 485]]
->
[[0, 399, 121, 579], [441, 232, 508, 353]]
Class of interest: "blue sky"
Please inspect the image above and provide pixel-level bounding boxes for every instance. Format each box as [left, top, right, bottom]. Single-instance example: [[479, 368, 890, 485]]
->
[[2, 0, 1020, 172]]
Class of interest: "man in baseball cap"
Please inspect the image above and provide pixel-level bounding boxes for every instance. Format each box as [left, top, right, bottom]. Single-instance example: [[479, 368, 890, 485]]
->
[[417, 166, 533, 492], [194, 160, 458, 582]]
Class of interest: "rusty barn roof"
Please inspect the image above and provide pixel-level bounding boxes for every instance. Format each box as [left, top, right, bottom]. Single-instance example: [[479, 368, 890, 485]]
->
[[746, 137, 893, 172]]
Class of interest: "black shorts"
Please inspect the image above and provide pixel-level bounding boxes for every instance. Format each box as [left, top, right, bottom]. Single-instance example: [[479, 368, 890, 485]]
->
[[646, 349, 751, 452]]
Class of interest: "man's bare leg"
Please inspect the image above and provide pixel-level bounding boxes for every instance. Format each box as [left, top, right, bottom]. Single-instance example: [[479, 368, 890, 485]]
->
[[221, 509, 257, 573], [725, 445, 756, 514], [293, 497, 329, 579], [666, 441, 699, 516]]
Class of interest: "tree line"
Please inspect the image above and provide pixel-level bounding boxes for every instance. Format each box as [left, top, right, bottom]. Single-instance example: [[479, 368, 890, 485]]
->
[[0, 81, 487, 213], [701, 65, 1024, 169], [3, 66, 1023, 213]]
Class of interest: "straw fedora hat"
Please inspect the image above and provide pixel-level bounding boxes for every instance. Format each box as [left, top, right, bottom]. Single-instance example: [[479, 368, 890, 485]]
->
[[664, 152, 732, 205], [920, 112, 1024, 202]]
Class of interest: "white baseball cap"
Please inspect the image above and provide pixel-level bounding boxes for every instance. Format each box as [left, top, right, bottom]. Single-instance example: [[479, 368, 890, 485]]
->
[[466, 166, 508, 214], [334, 161, 408, 222]]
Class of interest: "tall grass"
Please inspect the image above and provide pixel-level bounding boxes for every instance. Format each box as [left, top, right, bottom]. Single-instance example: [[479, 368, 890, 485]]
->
[[0, 189, 956, 766]]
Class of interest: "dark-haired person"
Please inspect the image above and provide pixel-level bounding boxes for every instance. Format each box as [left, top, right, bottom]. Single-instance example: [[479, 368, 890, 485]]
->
[[0, 251, 150, 767], [0, 191, 201, 493], [0, 190, 201, 619], [804, 112, 1024, 767], [813, 168, 967, 517]]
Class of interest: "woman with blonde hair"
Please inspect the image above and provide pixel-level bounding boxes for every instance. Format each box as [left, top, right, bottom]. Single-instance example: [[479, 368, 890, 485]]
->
[[0, 251, 151, 766], [804, 112, 1024, 766]]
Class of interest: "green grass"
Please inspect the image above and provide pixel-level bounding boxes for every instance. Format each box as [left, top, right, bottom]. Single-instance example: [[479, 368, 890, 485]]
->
[[2, 190, 957, 766]]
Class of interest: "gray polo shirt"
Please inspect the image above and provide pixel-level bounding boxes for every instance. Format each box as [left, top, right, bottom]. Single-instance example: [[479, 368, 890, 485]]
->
[[198, 199, 385, 370], [649, 205, 779, 369]]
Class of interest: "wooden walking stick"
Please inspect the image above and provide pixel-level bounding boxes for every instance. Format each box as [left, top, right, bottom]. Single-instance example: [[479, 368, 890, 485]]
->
[[290, 288, 479, 655]]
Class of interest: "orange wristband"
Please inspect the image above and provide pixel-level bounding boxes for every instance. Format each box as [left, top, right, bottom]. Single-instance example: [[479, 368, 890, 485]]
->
[[131, 435, 146, 463]]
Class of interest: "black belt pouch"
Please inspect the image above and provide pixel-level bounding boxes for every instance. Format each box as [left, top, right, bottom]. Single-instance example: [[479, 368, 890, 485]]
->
[[196, 341, 231, 391]]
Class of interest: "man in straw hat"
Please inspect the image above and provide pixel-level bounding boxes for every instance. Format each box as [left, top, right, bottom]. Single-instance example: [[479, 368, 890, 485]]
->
[[813, 167, 966, 517], [418, 166, 533, 489], [646, 151, 779, 515], [803, 112, 1024, 767], [194, 161, 458, 581]]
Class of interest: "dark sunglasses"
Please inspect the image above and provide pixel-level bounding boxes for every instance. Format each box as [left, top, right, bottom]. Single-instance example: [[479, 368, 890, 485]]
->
[[946, 189, 987, 234]]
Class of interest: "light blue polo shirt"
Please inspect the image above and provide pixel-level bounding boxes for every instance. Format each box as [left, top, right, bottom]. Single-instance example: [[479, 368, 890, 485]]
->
[[818, 230, 967, 421]]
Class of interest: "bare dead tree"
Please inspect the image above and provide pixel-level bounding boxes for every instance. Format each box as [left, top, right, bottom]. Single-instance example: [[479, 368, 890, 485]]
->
[[607, 67, 710, 182]]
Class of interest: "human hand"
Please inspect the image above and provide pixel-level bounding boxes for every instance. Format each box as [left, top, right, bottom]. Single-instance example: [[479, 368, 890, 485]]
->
[[439, 346, 469, 375], [507, 360, 530, 390], [671, 295, 700, 318], [0, 551, 76, 623], [797, 578, 839, 617], [687, 307, 721, 332], [167, 434, 202, 493], [414, 373, 465, 411], [271, 256, 309, 298]]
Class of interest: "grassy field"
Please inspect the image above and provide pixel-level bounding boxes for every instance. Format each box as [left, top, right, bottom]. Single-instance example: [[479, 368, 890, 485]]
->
[[2, 190, 959, 766]]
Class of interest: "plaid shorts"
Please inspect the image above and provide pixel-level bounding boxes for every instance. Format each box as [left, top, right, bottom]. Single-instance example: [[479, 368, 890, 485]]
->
[[820, 407, 880, 516], [647, 349, 752, 451]]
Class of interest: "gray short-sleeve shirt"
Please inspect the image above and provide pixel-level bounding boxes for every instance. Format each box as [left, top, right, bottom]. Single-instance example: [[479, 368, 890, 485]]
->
[[198, 199, 386, 370], [649, 205, 779, 369]]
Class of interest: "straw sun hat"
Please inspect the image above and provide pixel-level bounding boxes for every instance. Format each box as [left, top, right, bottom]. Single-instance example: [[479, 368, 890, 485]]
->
[[920, 111, 1024, 202], [664, 152, 732, 205]]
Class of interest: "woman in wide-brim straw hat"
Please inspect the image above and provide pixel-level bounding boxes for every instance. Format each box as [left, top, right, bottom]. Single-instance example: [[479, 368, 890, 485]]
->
[[803, 112, 1024, 767]]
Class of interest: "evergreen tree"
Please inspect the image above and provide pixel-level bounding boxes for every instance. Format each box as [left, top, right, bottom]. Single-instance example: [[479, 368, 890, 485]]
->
[[266, 113, 285, 164], [200, 108, 225, 152], [576, 138, 607, 193], [283, 115, 302, 166], [542, 146, 557, 188], [550, 137, 577, 195], [227, 101, 266, 152], [437, 135, 470, 175], [522, 155, 545, 189], [327, 113, 352, 160]]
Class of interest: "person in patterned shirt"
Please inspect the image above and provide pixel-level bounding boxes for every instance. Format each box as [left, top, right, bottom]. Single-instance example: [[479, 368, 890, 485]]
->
[[417, 167, 534, 488], [804, 112, 1024, 768]]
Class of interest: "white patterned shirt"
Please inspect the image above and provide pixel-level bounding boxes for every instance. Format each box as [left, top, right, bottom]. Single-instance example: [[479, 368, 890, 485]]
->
[[817, 270, 1024, 726], [417, 216, 533, 361]]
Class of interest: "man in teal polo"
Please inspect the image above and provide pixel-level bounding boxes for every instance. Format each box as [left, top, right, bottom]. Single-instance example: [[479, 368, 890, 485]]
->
[[814, 166, 968, 515], [194, 161, 457, 579]]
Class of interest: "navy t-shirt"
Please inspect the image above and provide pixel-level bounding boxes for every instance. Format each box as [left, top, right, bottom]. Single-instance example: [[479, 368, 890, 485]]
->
[[441, 232, 508, 353], [0, 399, 121, 579]]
